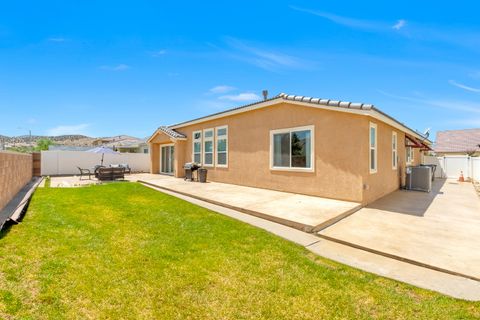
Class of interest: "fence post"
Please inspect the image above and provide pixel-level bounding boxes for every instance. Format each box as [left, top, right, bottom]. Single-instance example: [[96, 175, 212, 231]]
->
[[32, 152, 41, 176]]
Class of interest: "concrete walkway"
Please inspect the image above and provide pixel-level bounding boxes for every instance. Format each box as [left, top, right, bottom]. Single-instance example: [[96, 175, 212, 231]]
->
[[141, 181, 480, 301], [128, 173, 361, 232], [320, 179, 480, 281]]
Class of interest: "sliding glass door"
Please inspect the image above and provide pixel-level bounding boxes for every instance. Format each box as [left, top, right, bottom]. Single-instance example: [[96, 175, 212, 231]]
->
[[160, 145, 174, 175]]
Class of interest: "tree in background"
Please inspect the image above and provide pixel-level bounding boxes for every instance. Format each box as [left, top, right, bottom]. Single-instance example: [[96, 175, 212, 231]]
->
[[34, 138, 53, 151]]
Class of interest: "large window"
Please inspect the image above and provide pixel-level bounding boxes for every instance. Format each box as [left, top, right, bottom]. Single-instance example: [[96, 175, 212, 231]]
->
[[270, 126, 314, 171], [192, 131, 202, 164], [203, 128, 214, 167], [369, 122, 377, 174], [215, 126, 228, 167], [392, 131, 398, 170]]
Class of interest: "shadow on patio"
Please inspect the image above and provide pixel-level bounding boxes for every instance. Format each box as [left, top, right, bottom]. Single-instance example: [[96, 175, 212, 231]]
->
[[367, 179, 446, 217]]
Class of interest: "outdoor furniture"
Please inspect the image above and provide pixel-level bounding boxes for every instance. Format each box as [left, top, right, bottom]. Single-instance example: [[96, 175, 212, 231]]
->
[[110, 164, 131, 174], [86, 146, 119, 166], [77, 167, 92, 180], [94, 165, 106, 178], [184, 162, 200, 181], [96, 167, 125, 181]]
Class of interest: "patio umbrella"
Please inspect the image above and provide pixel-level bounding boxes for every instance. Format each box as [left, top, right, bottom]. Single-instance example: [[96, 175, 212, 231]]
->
[[86, 146, 119, 166]]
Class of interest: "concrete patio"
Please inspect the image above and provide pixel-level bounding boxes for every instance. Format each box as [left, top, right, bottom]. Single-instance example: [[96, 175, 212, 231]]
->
[[39, 175, 103, 188], [128, 173, 362, 232], [319, 179, 480, 281]]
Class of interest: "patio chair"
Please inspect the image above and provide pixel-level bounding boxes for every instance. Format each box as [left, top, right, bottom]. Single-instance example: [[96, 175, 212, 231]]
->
[[77, 167, 92, 180]]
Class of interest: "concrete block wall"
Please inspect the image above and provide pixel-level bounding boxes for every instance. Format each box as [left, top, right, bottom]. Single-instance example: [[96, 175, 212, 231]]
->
[[0, 152, 33, 211]]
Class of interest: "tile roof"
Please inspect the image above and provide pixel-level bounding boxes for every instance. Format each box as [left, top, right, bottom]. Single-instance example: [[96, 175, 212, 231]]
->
[[169, 93, 374, 128], [158, 126, 186, 139], [278, 93, 374, 110], [434, 128, 480, 153], [163, 92, 429, 142]]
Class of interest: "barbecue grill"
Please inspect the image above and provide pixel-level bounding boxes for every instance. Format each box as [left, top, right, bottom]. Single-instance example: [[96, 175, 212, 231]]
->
[[184, 162, 201, 181]]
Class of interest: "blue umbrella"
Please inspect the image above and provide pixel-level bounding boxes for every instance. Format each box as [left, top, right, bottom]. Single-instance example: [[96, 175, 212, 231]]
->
[[86, 146, 119, 166]]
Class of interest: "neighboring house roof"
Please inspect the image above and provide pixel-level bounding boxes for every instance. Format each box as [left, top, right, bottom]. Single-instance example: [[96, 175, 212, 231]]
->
[[94, 135, 144, 147], [116, 140, 148, 149], [434, 128, 480, 153], [151, 92, 431, 143]]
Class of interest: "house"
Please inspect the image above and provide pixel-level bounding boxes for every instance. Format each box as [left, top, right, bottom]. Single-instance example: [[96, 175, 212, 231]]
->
[[92, 135, 142, 147], [116, 140, 149, 154], [91, 135, 148, 153], [434, 128, 480, 156], [148, 93, 432, 205]]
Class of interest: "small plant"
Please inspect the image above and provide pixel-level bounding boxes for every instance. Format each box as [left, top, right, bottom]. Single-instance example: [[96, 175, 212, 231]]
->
[[44, 176, 51, 188]]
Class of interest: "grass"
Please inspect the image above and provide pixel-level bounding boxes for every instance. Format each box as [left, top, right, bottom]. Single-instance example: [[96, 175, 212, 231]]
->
[[0, 183, 478, 319]]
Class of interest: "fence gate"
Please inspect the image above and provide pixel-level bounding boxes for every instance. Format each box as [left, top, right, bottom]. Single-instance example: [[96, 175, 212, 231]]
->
[[32, 152, 41, 176], [424, 155, 479, 181], [472, 158, 480, 181]]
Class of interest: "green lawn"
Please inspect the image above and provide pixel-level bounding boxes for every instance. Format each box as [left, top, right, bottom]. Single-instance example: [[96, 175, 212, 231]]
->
[[0, 183, 478, 319]]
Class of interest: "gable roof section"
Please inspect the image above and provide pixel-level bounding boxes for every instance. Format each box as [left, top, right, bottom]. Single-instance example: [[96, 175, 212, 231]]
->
[[162, 92, 431, 143], [147, 126, 186, 143], [434, 128, 480, 153]]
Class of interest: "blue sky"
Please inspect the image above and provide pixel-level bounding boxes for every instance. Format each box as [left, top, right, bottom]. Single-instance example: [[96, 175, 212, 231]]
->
[[1, 1, 480, 139]]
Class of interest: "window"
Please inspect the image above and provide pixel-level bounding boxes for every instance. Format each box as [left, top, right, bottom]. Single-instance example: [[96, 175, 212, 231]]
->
[[192, 131, 202, 164], [392, 131, 397, 170], [143, 148, 149, 154], [406, 146, 414, 164], [203, 128, 214, 166], [270, 125, 314, 171], [369, 122, 377, 173], [215, 126, 228, 167]]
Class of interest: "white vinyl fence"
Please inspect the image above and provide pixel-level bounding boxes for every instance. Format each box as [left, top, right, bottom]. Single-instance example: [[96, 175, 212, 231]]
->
[[41, 151, 150, 176], [423, 155, 480, 181]]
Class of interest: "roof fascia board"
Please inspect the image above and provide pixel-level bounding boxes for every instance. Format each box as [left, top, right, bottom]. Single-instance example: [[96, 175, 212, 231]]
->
[[168, 98, 283, 129]]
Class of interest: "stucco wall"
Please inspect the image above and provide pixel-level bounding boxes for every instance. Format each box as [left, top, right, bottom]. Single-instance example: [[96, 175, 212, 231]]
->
[[151, 102, 425, 204], [362, 123, 406, 204], [0, 152, 32, 211]]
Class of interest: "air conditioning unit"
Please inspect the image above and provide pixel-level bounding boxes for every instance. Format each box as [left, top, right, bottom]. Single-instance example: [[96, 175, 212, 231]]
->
[[406, 166, 432, 192]]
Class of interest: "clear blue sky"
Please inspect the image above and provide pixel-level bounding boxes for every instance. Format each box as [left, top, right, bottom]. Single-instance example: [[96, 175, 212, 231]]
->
[[1, 1, 479, 139]]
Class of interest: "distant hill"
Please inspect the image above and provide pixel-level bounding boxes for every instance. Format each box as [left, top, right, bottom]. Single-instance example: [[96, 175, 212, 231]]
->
[[0, 134, 95, 146], [0, 134, 143, 147]]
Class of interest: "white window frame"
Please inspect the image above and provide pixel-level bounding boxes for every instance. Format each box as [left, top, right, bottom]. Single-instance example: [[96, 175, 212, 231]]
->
[[202, 128, 214, 167], [369, 122, 377, 174], [192, 130, 202, 165], [269, 125, 315, 172], [392, 131, 398, 170], [215, 125, 228, 168]]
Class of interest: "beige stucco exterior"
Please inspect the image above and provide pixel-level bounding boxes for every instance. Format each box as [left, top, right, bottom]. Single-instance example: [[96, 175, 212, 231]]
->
[[149, 102, 429, 204]]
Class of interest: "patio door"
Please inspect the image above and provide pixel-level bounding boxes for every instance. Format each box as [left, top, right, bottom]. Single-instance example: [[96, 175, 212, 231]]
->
[[160, 145, 175, 175]]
